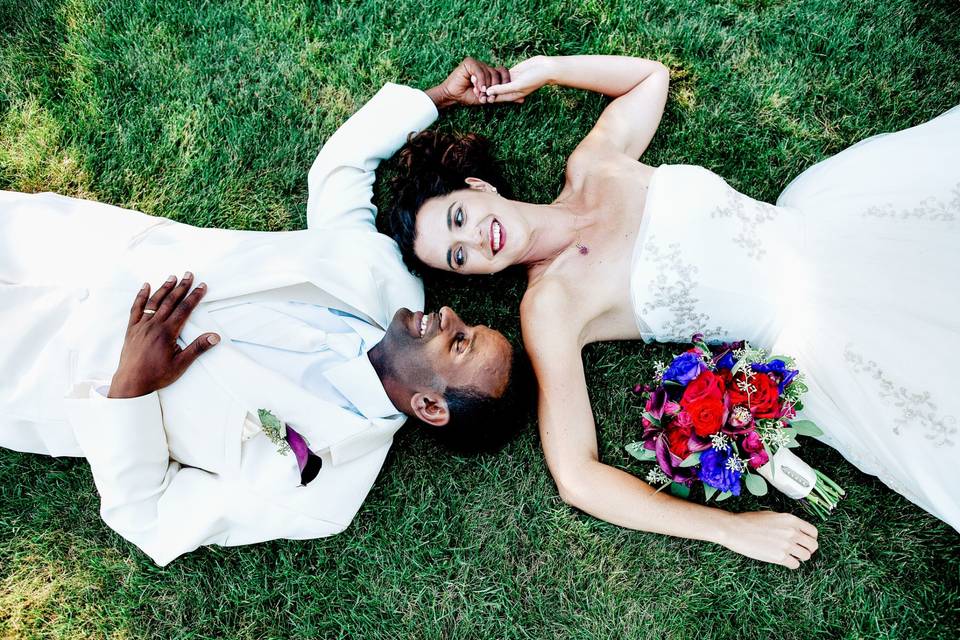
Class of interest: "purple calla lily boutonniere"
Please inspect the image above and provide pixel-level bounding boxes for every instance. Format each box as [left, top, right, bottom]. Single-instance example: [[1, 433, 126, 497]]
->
[[258, 409, 323, 486]]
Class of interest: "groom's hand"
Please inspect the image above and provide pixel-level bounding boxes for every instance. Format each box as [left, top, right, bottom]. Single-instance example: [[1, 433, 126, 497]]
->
[[108, 272, 220, 399], [425, 57, 512, 108]]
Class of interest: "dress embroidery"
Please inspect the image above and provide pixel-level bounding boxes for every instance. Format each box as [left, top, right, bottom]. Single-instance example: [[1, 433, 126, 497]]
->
[[843, 345, 957, 447], [710, 187, 780, 260], [638, 236, 724, 342], [862, 182, 960, 222]]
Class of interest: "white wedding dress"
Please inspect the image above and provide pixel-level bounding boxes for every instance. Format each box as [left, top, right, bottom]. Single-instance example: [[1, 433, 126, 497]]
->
[[630, 105, 960, 531]]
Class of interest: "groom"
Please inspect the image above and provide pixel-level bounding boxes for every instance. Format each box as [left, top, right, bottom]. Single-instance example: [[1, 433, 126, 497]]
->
[[1, 57, 520, 565]]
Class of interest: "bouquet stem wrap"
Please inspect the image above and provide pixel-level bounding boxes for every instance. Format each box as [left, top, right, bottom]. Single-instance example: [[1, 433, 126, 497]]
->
[[758, 447, 845, 518], [757, 447, 815, 499]]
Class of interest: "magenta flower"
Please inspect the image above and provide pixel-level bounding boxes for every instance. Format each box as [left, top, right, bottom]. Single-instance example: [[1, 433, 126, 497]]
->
[[741, 431, 769, 469]]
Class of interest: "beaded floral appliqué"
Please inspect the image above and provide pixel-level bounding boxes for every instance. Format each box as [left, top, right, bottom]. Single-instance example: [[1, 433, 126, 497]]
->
[[843, 346, 956, 447], [862, 182, 959, 223], [710, 188, 780, 261], [638, 236, 725, 342]]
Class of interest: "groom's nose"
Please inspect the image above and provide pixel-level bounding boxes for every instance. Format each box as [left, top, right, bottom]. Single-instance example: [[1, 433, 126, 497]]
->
[[439, 306, 466, 333]]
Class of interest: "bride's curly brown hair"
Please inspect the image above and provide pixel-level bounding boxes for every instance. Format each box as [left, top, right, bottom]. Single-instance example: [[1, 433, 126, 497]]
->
[[388, 130, 507, 275]]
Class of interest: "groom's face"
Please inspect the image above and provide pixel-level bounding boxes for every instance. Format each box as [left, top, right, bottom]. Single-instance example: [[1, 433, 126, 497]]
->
[[380, 306, 512, 400]]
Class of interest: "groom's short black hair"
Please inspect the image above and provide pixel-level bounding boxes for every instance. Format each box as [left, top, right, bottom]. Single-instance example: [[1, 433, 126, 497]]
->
[[433, 348, 535, 454]]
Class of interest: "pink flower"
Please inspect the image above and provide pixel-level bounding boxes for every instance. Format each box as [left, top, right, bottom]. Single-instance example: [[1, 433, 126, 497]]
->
[[741, 431, 769, 469]]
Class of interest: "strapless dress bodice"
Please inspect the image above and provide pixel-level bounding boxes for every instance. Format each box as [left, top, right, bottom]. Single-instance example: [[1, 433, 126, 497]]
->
[[630, 164, 806, 347]]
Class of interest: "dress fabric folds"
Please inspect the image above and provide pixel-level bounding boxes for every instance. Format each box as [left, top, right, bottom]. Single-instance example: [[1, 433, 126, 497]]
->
[[630, 106, 960, 530]]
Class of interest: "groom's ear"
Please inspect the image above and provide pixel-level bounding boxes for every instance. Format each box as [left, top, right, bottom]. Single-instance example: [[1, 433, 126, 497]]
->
[[410, 391, 451, 427], [464, 177, 498, 194]]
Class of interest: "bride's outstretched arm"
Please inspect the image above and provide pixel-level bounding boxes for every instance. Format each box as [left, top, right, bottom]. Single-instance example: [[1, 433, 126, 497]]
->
[[485, 55, 669, 159], [521, 291, 819, 569]]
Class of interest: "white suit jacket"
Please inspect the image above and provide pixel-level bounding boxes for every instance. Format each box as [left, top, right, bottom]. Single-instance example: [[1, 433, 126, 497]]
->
[[56, 83, 438, 565]]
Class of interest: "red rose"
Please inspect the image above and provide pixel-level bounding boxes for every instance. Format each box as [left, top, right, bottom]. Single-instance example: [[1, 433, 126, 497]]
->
[[728, 371, 782, 419], [665, 422, 692, 459], [684, 398, 727, 437], [681, 371, 725, 407], [717, 368, 733, 389]]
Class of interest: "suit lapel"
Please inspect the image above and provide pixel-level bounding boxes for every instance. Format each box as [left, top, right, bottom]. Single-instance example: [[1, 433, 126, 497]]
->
[[181, 305, 399, 468]]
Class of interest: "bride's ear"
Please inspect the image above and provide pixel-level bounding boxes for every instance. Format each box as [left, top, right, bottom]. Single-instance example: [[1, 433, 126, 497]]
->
[[465, 177, 498, 194]]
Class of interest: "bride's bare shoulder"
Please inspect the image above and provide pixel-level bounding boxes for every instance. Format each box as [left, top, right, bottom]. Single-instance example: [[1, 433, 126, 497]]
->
[[521, 277, 581, 343]]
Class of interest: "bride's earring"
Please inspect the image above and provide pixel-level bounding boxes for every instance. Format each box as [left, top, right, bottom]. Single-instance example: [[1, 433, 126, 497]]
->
[[465, 178, 498, 194]]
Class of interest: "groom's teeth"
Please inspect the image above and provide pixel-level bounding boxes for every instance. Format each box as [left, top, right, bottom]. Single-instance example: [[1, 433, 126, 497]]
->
[[420, 315, 428, 336]]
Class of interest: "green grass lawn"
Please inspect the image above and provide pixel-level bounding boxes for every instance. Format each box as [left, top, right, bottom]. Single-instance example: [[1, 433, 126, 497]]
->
[[2, 0, 959, 637]]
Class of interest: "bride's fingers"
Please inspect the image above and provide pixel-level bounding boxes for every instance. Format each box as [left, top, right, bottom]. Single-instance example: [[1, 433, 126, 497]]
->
[[485, 80, 521, 97], [487, 90, 526, 104], [798, 520, 819, 539], [795, 532, 819, 554], [781, 555, 801, 570], [790, 543, 812, 562]]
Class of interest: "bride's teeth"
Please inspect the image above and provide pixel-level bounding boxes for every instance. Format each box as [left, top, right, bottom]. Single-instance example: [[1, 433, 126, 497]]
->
[[493, 221, 502, 252]]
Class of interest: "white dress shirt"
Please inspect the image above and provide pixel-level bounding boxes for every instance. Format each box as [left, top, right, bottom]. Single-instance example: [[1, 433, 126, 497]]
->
[[208, 301, 401, 442]]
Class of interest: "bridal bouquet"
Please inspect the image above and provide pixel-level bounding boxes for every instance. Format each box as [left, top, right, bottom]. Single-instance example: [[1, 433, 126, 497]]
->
[[626, 334, 844, 519]]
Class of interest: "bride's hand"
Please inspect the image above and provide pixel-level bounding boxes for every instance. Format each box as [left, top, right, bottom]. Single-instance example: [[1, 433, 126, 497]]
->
[[484, 55, 555, 103], [719, 511, 819, 569]]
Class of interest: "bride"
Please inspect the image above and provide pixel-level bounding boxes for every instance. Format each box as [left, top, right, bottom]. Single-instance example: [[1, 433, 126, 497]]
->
[[388, 54, 960, 568]]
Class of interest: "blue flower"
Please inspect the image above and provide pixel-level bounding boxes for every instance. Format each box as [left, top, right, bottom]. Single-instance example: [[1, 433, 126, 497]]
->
[[663, 352, 707, 385], [698, 446, 742, 495], [751, 359, 799, 393], [715, 350, 736, 370]]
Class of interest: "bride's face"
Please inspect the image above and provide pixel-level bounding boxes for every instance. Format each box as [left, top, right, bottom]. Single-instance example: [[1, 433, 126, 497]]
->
[[414, 188, 529, 275]]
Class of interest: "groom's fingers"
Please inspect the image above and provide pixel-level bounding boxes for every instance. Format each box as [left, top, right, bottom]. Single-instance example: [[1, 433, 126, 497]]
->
[[167, 282, 207, 333], [176, 332, 220, 371], [128, 282, 151, 326], [144, 274, 178, 315]]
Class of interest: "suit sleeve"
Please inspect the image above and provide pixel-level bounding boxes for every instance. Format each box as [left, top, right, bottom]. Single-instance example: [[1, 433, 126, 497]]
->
[[65, 384, 344, 566], [306, 82, 438, 231]]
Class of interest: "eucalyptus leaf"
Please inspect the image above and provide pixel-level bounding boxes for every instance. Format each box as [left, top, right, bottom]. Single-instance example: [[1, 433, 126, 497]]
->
[[258, 408, 282, 432], [625, 442, 657, 462], [744, 473, 769, 496], [679, 452, 702, 468], [704, 485, 718, 502], [715, 490, 733, 502], [670, 483, 691, 499], [790, 419, 824, 437], [641, 411, 661, 427]]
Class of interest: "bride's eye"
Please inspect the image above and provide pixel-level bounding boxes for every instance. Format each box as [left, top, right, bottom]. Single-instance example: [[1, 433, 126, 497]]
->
[[455, 208, 464, 227], [455, 246, 465, 267]]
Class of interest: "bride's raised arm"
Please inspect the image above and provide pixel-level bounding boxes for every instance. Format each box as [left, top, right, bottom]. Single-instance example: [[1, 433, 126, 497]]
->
[[521, 283, 819, 569], [485, 55, 669, 159]]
